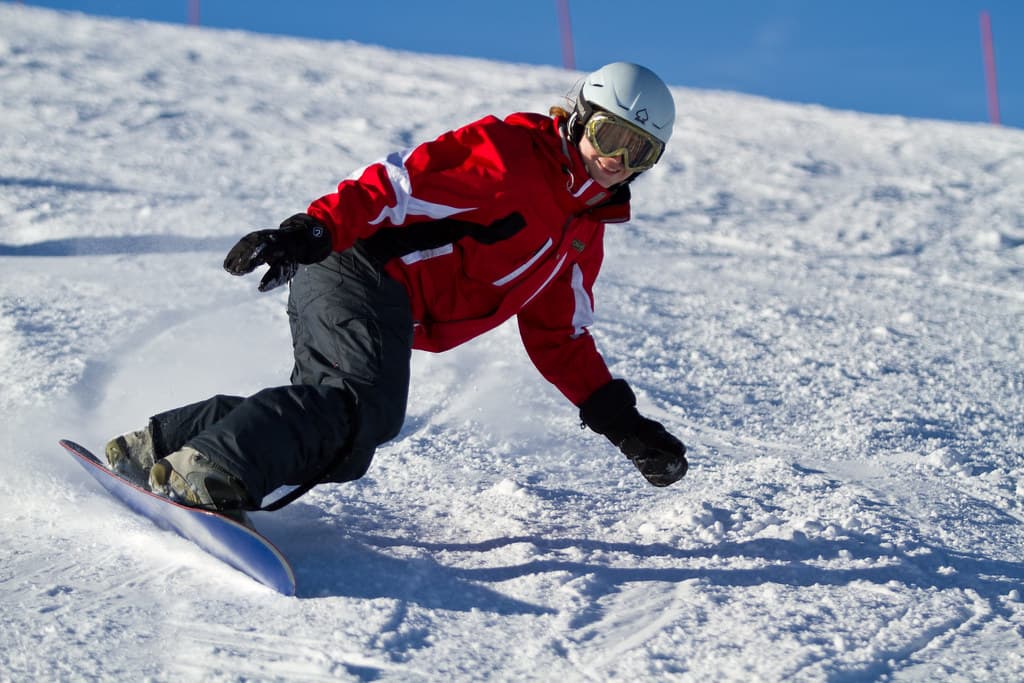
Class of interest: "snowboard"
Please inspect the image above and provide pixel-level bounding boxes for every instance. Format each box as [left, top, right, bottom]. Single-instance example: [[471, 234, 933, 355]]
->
[[59, 439, 296, 596]]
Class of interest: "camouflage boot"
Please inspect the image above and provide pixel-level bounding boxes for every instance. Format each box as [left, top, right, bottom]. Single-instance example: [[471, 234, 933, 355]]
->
[[105, 427, 157, 484], [148, 446, 252, 514]]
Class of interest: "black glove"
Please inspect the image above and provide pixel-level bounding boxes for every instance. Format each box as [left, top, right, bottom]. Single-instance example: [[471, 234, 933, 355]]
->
[[224, 213, 333, 292], [580, 379, 688, 487]]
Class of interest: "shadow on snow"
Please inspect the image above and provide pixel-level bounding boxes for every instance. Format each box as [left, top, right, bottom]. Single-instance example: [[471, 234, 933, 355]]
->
[[260, 504, 1023, 618]]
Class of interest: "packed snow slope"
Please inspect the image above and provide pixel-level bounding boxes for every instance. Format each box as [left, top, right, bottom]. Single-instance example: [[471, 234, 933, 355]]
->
[[2, 6, 1023, 682]]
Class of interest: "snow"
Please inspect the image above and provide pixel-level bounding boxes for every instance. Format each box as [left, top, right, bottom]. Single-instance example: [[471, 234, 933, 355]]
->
[[2, 6, 1023, 681]]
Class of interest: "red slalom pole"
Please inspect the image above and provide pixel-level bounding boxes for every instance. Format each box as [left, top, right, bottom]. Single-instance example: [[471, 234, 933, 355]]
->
[[980, 10, 1001, 125], [556, 0, 575, 70], [188, 0, 200, 27]]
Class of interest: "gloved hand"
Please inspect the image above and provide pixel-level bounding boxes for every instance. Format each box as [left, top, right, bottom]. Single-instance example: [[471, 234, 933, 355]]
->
[[224, 213, 333, 292], [579, 379, 688, 487], [616, 417, 688, 486]]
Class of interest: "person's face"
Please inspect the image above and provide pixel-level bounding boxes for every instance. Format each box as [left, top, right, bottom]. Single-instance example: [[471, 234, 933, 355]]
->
[[578, 132, 632, 188]]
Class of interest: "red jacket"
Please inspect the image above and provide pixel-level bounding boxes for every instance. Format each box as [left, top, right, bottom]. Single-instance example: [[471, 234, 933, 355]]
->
[[306, 113, 630, 406]]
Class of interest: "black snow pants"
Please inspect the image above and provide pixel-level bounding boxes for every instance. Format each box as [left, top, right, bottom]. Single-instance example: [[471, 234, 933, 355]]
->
[[146, 246, 414, 508]]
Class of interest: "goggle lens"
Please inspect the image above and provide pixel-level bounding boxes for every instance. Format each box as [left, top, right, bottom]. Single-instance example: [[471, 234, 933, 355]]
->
[[585, 112, 664, 172]]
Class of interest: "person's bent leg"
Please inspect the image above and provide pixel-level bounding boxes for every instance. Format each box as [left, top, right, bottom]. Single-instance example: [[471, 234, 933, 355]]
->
[[153, 247, 413, 509], [186, 383, 356, 503], [287, 248, 413, 483]]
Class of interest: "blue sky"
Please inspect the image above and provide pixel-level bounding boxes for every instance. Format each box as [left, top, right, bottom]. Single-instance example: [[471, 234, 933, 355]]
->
[[15, 0, 1024, 128]]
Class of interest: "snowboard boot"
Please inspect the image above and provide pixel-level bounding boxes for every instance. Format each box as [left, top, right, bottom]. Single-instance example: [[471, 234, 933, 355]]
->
[[105, 427, 157, 484], [148, 446, 252, 515]]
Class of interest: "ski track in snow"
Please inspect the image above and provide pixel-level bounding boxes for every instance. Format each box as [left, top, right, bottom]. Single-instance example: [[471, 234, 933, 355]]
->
[[1, 6, 1023, 682]]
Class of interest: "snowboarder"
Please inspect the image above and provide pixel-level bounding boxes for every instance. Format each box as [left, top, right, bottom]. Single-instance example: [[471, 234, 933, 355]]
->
[[106, 62, 689, 513]]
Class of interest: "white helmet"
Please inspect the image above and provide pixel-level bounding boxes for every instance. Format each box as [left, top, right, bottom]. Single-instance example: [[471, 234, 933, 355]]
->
[[573, 62, 675, 145]]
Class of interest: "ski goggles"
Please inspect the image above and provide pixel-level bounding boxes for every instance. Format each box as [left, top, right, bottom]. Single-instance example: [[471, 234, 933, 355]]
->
[[584, 111, 665, 173]]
